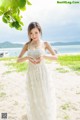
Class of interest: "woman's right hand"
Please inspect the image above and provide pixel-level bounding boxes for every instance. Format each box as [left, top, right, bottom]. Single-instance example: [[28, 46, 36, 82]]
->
[[28, 56, 36, 64]]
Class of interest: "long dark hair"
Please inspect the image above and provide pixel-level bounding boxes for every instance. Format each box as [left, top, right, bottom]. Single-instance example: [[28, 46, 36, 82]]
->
[[27, 22, 42, 42]]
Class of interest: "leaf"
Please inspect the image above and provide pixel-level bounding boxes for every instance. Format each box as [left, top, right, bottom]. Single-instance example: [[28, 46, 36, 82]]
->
[[9, 22, 14, 28], [0, 10, 3, 16], [19, 21, 24, 26], [0, 6, 5, 13], [0, 0, 32, 30], [12, 14, 20, 22], [10, 21, 22, 30], [0, 0, 11, 12], [5, 15, 10, 21], [18, 9, 20, 15], [4, 10, 11, 15], [2, 16, 8, 23], [26, 0, 32, 5], [18, 0, 26, 8], [20, 6, 26, 11], [2, 14, 10, 23]]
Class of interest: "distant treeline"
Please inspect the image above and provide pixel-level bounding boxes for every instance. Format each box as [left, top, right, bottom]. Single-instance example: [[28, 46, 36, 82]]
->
[[0, 41, 80, 48], [51, 41, 80, 46], [0, 41, 23, 48]]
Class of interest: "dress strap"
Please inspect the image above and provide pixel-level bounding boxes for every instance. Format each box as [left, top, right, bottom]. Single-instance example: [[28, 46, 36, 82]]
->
[[27, 42, 30, 50]]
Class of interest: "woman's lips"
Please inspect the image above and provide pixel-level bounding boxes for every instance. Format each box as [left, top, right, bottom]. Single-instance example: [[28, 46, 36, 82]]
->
[[33, 38, 37, 40]]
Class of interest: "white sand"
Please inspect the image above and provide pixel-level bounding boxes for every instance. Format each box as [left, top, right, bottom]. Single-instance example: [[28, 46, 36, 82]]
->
[[0, 61, 80, 120]]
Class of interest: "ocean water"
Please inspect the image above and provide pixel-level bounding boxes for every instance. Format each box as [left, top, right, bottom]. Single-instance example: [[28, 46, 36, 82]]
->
[[0, 45, 80, 57], [54, 45, 80, 54]]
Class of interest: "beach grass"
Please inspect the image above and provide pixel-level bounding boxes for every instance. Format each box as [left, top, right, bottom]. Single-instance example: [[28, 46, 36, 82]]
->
[[56, 67, 69, 73], [0, 57, 16, 61], [6, 61, 28, 72], [0, 57, 28, 72], [0, 92, 6, 97], [58, 54, 80, 72], [0, 54, 80, 72]]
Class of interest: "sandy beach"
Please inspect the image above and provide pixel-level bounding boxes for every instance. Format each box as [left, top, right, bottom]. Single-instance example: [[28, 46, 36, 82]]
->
[[0, 60, 80, 120]]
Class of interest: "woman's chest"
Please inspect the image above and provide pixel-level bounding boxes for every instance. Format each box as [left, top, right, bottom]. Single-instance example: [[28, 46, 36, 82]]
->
[[27, 48, 45, 58]]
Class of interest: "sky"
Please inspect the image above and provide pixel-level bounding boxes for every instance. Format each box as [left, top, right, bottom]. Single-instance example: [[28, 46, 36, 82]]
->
[[0, 0, 80, 43]]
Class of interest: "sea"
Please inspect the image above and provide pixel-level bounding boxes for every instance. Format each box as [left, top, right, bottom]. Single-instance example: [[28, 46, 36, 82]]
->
[[0, 45, 80, 57]]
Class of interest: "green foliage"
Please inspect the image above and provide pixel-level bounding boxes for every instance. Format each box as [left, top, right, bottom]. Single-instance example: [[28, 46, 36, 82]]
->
[[0, 0, 32, 30], [0, 92, 6, 97], [6, 61, 28, 72], [58, 54, 80, 72], [0, 57, 28, 72], [0, 57, 16, 61], [56, 67, 69, 73]]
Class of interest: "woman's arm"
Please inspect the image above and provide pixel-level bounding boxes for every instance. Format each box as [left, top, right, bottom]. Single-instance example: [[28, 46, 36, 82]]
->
[[17, 43, 29, 63], [17, 56, 29, 63], [43, 54, 58, 60], [43, 41, 58, 60], [17, 42, 38, 64], [36, 41, 58, 62]]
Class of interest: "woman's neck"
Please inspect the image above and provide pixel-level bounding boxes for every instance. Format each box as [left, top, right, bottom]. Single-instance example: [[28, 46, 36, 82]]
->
[[31, 39, 40, 44], [30, 39, 42, 49]]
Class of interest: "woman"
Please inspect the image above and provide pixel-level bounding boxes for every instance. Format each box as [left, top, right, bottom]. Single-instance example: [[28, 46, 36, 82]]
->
[[17, 22, 58, 120]]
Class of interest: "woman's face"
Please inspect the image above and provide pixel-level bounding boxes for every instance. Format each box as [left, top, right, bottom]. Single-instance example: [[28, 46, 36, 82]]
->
[[29, 27, 41, 42]]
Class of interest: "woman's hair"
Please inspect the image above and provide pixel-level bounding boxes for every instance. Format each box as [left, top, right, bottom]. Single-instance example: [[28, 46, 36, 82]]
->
[[27, 22, 42, 42]]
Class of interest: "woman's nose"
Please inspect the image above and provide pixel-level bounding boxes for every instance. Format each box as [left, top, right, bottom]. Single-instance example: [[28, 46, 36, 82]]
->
[[33, 34, 36, 37]]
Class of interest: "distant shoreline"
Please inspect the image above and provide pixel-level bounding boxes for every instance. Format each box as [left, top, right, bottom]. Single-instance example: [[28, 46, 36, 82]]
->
[[58, 52, 80, 55], [0, 44, 80, 49], [0, 45, 80, 57]]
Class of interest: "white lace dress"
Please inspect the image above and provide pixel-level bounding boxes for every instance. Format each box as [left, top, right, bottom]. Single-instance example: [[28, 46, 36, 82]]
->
[[26, 41, 57, 120]]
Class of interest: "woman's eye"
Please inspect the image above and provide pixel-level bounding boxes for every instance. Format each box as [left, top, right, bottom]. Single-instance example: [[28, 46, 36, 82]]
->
[[35, 32, 38, 34]]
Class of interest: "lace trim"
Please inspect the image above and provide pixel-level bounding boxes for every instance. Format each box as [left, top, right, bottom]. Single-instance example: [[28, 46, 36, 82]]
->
[[28, 40, 45, 51]]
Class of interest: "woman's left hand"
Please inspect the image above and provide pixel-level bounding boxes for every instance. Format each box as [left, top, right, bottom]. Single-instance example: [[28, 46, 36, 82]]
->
[[35, 56, 44, 63]]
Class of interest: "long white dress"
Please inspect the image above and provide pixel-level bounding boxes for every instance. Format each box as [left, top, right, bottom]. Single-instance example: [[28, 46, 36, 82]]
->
[[26, 40, 57, 120]]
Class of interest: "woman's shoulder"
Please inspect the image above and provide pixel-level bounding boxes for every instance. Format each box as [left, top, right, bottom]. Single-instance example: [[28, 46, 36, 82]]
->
[[22, 41, 30, 51], [25, 41, 32, 46], [43, 41, 50, 45], [25, 41, 30, 45], [43, 40, 51, 49]]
